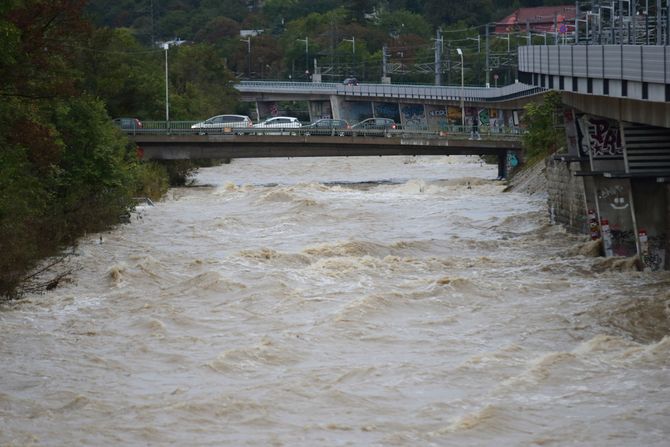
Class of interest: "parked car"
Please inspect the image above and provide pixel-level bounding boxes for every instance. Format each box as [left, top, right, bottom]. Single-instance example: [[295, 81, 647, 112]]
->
[[191, 114, 253, 133], [352, 117, 397, 136], [253, 116, 302, 135], [343, 77, 359, 86], [303, 118, 351, 136], [113, 117, 143, 131]]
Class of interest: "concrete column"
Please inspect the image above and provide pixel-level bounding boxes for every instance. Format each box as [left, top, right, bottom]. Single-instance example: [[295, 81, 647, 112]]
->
[[330, 95, 342, 119], [666, 184, 670, 269], [497, 152, 507, 179]]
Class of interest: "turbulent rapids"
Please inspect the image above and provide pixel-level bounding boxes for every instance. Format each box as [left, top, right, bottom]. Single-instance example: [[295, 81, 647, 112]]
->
[[1, 156, 668, 446]]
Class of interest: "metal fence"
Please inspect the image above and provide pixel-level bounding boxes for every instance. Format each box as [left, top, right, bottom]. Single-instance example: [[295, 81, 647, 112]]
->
[[122, 122, 525, 141]]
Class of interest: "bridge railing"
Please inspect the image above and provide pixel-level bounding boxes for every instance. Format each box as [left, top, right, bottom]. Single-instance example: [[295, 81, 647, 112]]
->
[[122, 121, 525, 140], [236, 81, 546, 102]]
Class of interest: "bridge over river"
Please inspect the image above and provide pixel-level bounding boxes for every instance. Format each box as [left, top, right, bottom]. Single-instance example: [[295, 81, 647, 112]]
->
[[127, 125, 524, 179]]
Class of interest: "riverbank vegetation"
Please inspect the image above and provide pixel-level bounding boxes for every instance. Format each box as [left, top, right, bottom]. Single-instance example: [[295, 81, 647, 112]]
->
[[521, 90, 565, 164]]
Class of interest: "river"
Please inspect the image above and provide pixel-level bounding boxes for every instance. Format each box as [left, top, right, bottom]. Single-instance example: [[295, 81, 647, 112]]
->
[[1, 156, 668, 446]]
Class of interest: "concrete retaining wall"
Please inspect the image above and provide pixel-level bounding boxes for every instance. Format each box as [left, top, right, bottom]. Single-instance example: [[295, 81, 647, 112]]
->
[[545, 158, 588, 234]]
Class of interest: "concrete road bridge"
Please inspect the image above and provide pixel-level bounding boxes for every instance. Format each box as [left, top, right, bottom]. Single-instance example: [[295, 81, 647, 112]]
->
[[127, 126, 523, 179]]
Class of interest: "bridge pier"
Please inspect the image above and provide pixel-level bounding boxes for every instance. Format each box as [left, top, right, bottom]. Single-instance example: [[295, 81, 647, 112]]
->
[[497, 152, 507, 180]]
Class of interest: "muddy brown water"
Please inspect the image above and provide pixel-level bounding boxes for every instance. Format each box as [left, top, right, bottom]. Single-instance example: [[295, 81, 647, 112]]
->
[[1, 156, 668, 446]]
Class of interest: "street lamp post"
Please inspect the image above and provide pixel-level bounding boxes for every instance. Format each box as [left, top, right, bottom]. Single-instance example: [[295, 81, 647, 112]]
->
[[456, 48, 464, 129], [343, 37, 356, 74], [297, 37, 309, 77], [163, 43, 169, 124]]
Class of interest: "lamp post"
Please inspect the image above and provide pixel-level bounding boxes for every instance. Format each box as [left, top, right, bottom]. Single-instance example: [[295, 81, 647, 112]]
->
[[163, 43, 169, 124], [456, 47, 464, 129], [297, 37, 309, 77], [343, 36, 355, 73]]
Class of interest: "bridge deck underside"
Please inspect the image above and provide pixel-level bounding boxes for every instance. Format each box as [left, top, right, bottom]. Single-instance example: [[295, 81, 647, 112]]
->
[[131, 135, 519, 160]]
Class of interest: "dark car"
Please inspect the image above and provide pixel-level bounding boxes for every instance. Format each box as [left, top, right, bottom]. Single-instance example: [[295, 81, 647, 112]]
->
[[352, 118, 397, 136], [303, 118, 351, 136], [343, 77, 359, 86], [113, 117, 143, 131]]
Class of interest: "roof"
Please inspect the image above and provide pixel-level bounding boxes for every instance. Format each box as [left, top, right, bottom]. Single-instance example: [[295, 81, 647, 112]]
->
[[496, 5, 576, 32]]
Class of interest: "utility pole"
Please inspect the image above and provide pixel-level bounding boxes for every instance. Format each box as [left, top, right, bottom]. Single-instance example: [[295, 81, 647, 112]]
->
[[163, 43, 169, 123], [456, 48, 465, 127], [575, 1, 580, 43], [632, 0, 638, 44], [485, 23, 490, 88], [434, 28, 443, 85], [343, 37, 355, 74], [150, 0, 155, 44], [467, 35, 481, 53], [446, 40, 451, 85], [240, 37, 251, 77], [382, 44, 390, 83]]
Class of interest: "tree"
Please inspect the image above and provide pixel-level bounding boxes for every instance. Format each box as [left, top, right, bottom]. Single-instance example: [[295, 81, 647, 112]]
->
[[168, 44, 239, 118], [522, 91, 564, 161], [80, 27, 164, 119], [375, 9, 432, 39]]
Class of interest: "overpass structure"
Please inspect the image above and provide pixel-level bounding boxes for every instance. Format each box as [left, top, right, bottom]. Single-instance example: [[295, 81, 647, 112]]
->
[[517, 1, 670, 270], [235, 81, 545, 131]]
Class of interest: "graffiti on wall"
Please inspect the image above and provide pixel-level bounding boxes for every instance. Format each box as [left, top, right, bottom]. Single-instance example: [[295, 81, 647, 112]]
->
[[374, 102, 400, 122], [578, 115, 623, 158], [400, 103, 426, 129], [645, 237, 666, 271], [610, 229, 637, 256], [425, 105, 449, 130], [478, 109, 490, 126], [507, 152, 519, 168], [594, 178, 636, 257], [448, 106, 462, 124], [597, 185, 630, 210], [343, 101, 373, 123]]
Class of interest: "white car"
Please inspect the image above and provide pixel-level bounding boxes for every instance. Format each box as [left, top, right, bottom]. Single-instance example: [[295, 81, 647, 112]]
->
[[191, 114, 253, 134], [253, 116, 302, 135]]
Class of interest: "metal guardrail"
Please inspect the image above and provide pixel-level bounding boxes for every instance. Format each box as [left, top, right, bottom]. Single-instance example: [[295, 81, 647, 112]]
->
[[518, 44, 670, 102], [122, 122, 525, 141], [235, 81, 546, 103]]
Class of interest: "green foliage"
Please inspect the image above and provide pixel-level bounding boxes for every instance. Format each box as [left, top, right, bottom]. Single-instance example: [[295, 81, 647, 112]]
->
[[375, 9, 432, 39], [0, 1, 175, 298], [521, 91, 564, 163], [132, 162, 170, 201], [80, 28, 164, 119], [168, 44, 239, 119]]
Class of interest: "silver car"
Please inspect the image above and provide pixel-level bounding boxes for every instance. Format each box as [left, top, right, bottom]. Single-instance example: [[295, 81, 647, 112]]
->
[[254, 116, 301, 128], [253, 116, 302, 135], [191, 114, 253, 134]]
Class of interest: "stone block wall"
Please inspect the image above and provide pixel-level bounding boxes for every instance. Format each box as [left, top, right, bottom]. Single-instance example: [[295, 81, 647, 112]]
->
[[545, 157, 588, 234]]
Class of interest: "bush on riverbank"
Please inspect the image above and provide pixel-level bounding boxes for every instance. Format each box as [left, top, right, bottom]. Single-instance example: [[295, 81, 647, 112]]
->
[[0, 95, 171, 299], [504, 91, 564, 192], [0, 1, 200, 299], [521, 91, 564, 165]]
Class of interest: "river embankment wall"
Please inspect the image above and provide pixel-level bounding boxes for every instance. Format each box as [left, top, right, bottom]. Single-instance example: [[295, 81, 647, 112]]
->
[[505, 156, 586, 234], [508, 155, 670, 271]]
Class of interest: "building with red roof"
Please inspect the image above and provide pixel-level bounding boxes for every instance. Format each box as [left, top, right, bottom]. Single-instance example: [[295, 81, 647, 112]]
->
[[495, 5, 576, 34]]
